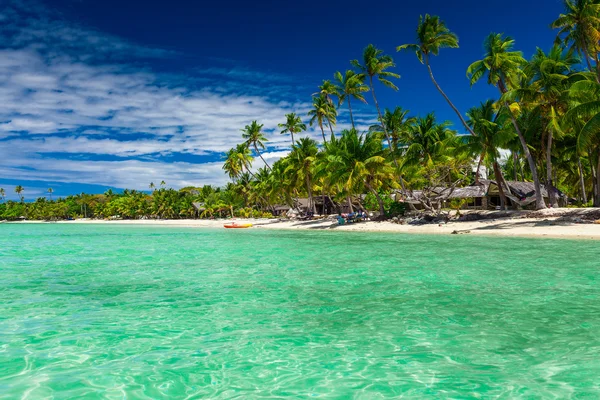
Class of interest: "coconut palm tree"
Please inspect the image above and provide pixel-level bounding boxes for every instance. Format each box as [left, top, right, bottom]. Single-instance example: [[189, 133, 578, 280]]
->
[[334, 70, 369, 129], [351, 44, 400, 148], [351, 45, 409, 196], [463, 100, 514, 209], [15, 185, 24, 202], [308, 96, 335, 143], [286, 137, 319, 214], [520, 46, 579, 206], [370, 106, 415, 154], [551, 0, 600, 80], [47, 187, 53, 201], [327, 129, 397, 216], [467, 33, 547, 209], [0, 188, 5, 203], [564, 77, 600, 206], [160, 180, 166, 189], [149, 182, 156, 192], [278, 113, 307, 147], [242, 120, 271, 170], [398, 14, 475, 136], [314, 80, 340, 105]]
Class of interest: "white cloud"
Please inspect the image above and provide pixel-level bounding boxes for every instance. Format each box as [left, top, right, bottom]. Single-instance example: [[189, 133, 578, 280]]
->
[[0, 0, 332, 190]]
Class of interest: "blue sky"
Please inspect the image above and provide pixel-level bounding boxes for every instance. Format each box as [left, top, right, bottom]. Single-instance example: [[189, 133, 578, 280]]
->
[[0, 0, 566, 200]]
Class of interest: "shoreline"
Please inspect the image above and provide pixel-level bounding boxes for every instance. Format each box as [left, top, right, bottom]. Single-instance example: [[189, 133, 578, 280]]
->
[[6, 212, 600, 240]]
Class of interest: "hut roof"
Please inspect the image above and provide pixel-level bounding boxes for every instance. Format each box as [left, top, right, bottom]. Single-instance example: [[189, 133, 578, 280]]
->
[[192, 202, 205, 211], [447, 185, 486, 199]]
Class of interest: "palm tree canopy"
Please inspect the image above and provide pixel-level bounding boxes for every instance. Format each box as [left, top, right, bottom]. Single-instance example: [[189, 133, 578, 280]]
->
[[314, 80, 340, 104], [467, 33, 527, 90], [308, 96, 336, 128], [551, 0, 600, 56], [278, 113, 306, 136], [241, 120, 268, 150], [351, 44, 400, 90], [334, 70, 369, 105], [463, 100, 515, 162], [397, 14, 459, 63]]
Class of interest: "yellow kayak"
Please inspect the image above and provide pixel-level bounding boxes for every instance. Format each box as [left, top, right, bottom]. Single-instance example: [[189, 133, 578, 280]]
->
[[223, 223, 252, 229]]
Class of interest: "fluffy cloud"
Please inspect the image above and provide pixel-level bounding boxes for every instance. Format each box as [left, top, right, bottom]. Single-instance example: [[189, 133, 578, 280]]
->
[[0, 0, 327, 192]]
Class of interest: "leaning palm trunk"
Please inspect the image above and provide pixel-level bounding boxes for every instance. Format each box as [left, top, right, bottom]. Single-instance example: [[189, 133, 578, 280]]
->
[[578, 157, 588, 205], [305, 176, 316, 214], [319, 123, 326, 143], [545, 130, 559, 208], [347, 97, 355, 128], [512, 152, 519, 181], [498, 79, 545, 209], [364, 182, 386, 217], [425, 55, 474, 136], [254, 143, 272, 170], [368, 76, 411, 201], [493, 161, 508, 210]]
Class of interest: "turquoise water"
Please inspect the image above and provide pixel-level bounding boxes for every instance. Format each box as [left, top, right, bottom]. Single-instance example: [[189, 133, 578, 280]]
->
[[1, 225, 599, 398]]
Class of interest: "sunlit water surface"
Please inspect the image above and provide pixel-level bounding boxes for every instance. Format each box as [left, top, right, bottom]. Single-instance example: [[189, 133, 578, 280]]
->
[[1, 224, 599, 398]]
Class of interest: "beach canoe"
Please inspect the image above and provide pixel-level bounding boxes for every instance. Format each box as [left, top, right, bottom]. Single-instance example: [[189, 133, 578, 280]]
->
[[223, 223, 253, 229]]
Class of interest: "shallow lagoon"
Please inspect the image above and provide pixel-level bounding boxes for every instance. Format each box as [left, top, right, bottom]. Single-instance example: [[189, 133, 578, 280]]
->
[[1, 224, 599, 398]]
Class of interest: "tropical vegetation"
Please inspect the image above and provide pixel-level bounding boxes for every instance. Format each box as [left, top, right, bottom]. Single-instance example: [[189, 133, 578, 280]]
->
[[4, 1, 600, 221]]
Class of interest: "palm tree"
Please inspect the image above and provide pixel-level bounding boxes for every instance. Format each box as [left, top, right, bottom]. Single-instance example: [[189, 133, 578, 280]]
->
[[401, 113, 458, 168], [15, 185, 24, 202], [327, 129, 397, 216], [370, 106, 415, 154], [287, 137, 319, 214], [398, 14, 475, 136], [463, 100, 514, 209], [47, 187, 53, 201], [351, 45, 408, 195], [314, 80, 340, 105], [242, 120, 271, 170], [0, 188, 5, 203], [334, 70, 369, 128], [467, 33, 547, 210], [551, 0, 600, 80], [160, 180, 166, 189], [224, 144, 255, 180], [522, 46, 579, 207], [565, 77, 600, 206], [308, 96, 335, 143], [278, 113, 307, 147], [149, 182, 156, 191]]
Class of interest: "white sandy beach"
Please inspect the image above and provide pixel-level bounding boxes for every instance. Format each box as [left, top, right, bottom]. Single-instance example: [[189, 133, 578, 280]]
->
[[11, 208, 600, 240]]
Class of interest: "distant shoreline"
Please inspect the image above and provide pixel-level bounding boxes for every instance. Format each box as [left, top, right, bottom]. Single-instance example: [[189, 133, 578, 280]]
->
[[6, 209, 600, 240]]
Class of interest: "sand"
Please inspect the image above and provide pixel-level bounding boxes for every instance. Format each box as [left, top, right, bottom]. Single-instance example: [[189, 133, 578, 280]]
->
[[10, 208, 600, 240]]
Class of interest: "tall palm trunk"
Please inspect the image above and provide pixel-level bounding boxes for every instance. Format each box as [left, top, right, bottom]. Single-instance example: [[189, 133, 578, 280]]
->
[[368, 75, 411, 201], [319, 123, 326, 144], [328, 121, 334, 138], [347, 97, 355, 128], [512, 152, 518, 181], [254, 143, 271, 170], [347, 195, 354, 213], [493, 161, 508, 210], [582, 37, 600, 83], [546, 130, 559, 208], [290, 130, 295, 147], [425, 54, 474, 136], [475, 153, 484, 184], [305, 175, 316, 214], [365, 182, 386, 217], [498, 79, 545, 210], [578, 157, 588, 205]]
